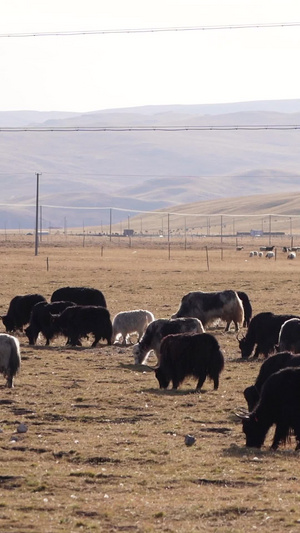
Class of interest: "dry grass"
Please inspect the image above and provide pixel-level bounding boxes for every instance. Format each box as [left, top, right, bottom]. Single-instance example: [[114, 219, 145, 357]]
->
[[0, 240, 300, 532]]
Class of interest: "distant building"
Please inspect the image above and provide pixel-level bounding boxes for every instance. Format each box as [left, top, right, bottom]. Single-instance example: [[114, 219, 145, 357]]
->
[[123, 229, 134, 237]]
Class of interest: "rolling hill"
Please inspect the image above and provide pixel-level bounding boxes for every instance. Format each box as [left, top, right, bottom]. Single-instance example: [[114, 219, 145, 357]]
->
[[1, 100, 300, 229]]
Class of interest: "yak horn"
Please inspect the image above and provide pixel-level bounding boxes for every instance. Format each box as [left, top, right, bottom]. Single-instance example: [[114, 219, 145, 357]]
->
[[142, 365, 157, 372], [234, 406, 250, 419]]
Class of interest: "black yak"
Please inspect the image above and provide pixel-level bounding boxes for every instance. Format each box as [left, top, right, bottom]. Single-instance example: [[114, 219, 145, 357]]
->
[[238, 312, 298, 359], [51, 286, 106, 308], [0, 334, 21, 387], [52, 305, 112, 347], [239, 367, 300, 450], [172, 290, 244, 332], [244, 351, 300, 411], [25, 300, 77, 345], [154, 332, 224, 391], [1, 293, 47, 332], [132, 317, 204, 365]]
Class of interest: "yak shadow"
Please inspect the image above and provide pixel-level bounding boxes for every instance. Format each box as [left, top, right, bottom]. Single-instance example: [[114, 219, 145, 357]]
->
[[119, 362, 155, 373], [142, 386, 205, 396]]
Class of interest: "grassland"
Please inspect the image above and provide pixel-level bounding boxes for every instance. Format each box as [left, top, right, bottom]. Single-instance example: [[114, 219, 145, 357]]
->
[[0, 237, 300, 532]]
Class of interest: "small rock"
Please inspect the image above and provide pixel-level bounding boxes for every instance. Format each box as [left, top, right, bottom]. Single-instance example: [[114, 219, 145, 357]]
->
[[17, 423, 28, 434], [185, 434, 196, 446]]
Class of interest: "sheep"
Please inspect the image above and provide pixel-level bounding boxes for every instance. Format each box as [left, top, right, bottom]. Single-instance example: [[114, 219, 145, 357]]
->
[[112, 309, 155, 345]]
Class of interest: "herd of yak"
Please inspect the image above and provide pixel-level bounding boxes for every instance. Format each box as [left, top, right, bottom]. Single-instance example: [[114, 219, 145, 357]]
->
[[1, 286, 300, 452]]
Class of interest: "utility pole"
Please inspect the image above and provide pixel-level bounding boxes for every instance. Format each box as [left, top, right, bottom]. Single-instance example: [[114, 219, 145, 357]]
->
[[35, 173, 41, 256]]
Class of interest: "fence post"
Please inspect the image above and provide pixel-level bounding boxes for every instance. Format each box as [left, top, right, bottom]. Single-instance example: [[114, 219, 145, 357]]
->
[[205, 246, 210, 271]]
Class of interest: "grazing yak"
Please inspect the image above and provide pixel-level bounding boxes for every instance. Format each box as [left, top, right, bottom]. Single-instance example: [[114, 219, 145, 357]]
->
[[244, 351, 300, 411], [238, 367, 300, 450], [172, 289, 244, 332], [0, 334, 21, 388], [112, 309, 155, 345], [51, 286, 106, 308], [154, 332, 224, 391], [52, 305, 112, 347], [133, 317, 204, 365], [277, 318, 300, 354], [25, 301, 77, 345], [238, 312, 299, 359], [1, 293, 46, 332], [237, 291, 252, 328]]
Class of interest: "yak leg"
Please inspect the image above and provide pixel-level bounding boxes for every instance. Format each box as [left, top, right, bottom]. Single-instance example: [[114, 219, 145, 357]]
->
[[213, 375, 219, 390], [271, 422, 289, 450], [6, 376, 13, 388], [196, 370, 207, 391]]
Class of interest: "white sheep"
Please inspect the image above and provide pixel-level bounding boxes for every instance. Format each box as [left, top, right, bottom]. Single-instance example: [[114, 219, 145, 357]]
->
[[112, 309, 155, 345]]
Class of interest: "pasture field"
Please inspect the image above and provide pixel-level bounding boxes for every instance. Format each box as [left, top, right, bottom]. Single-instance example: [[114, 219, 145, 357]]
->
[[0, 240, 300, 532]]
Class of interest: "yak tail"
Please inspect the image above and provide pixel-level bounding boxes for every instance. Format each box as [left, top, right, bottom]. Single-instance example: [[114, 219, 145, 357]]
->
[[8, 337, 21, 378]]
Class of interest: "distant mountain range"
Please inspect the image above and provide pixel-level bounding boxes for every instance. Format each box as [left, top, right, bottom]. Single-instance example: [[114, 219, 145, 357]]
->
[[1, 99, 300, 229]]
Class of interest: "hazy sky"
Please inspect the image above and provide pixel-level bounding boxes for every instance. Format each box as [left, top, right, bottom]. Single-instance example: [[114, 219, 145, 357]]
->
[[1, 0, 300, 112]]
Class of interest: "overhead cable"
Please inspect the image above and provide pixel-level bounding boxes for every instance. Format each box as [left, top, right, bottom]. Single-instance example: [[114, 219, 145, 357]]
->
[[0, 124, 299, 132], [1, 22, 300, 38]]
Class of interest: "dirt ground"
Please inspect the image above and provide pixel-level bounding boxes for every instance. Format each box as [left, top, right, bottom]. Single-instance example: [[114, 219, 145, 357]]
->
[[0, 239, 300, 532]]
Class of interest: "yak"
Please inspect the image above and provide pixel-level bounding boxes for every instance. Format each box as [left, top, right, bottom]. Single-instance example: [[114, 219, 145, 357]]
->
[[238, 312, 299, 359], [0, 334, 21, 388], [51, 305, 112, 347], [25, 300, 77, 345], [112, 309, 155, 345], [239, 367, 300, 450], [154, 332, 224, 391], [237, 291, 252, 328], [133, 317, 204, 365], [172, 289, 244, 332], [243, 351, 300, 411], [277, 318, 300, 354], [1, 293, 47, 332], [51, 286, 106, 308]]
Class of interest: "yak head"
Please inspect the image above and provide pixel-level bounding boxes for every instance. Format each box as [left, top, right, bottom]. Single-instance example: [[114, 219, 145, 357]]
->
[[155, 367, 170, 389], [132, 343, 142, 364], [25, 325, 37, 345], [235, 408, 266, 448], [1, 315, 15, 333], [236, 333, 252, 359]]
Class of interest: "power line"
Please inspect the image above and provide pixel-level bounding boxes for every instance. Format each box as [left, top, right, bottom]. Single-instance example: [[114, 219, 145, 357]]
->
[[0, 124, 300, 132], [1, 202, 300, 219], [0, 22, 299, 38]]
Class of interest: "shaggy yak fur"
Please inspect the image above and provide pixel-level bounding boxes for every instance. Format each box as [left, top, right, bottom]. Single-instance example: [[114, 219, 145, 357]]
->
[[241, 367, 300, 450], [155, 332, 224, 391], [277, 318, 300, 354], [238, 312, 299, 359], [237, 291, 253, 328], [25, 301, 77, 345], [244, 351, 300, 411], [0, 333, 21, 388], [112, 309, 155, 345], [50, 286, 106, 308], [132, 317, 204, 365], [52, 305, 112, 347], [172, 289, 244, 332], [2, 293, 46, 332]]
